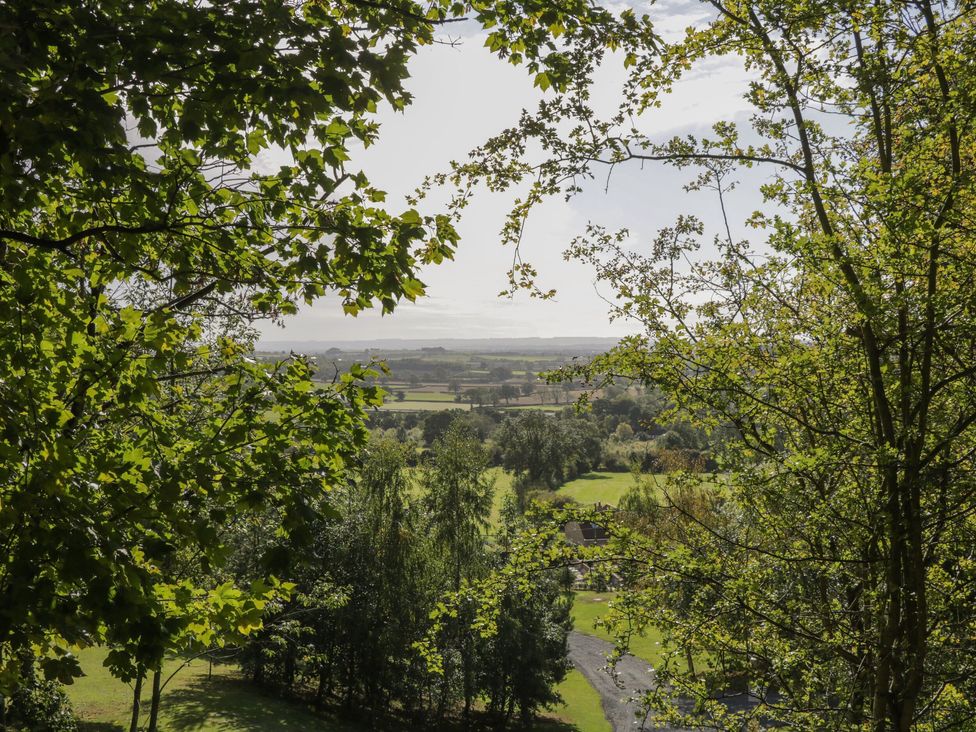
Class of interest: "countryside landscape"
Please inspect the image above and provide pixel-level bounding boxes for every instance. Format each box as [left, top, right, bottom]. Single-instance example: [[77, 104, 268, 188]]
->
[[4, 0, 976, 731], [61, 337, 707, 731]]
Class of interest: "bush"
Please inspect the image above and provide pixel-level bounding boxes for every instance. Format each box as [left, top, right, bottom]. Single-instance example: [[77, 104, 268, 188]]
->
[[5, 678, 77, 732]]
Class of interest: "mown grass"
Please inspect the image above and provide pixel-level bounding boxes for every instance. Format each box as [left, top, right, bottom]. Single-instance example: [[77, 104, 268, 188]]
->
[[67, 647, 359, 732], [543, 669, 611, 732], [571, 592, 666, 666]]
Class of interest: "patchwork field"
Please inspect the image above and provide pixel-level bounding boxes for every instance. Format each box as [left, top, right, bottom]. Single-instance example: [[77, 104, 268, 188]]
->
[[378, 400, 473, 411]]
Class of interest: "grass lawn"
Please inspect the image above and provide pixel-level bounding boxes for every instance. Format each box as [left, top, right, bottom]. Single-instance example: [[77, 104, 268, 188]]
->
[[539, 669, 611, 732], [67, 647, 359, 732], [557, 472, 663, 506], [571, 592, 666, 666]]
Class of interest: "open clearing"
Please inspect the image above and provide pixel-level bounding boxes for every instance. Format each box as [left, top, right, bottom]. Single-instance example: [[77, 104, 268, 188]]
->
[[558, 472, 639, 506], [67, 647, 358, 731]]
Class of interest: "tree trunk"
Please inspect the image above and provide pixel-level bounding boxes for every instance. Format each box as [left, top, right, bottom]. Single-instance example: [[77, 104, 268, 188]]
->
[[147, 668, 162, 732], [129, 673, 143, 732]]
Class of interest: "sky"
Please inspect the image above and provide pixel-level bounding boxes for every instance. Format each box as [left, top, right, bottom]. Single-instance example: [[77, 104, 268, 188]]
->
[[257, 2, 760, 345]]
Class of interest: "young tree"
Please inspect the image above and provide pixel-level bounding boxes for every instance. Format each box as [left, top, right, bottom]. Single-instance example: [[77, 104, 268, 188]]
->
[[420, 422, 495, 716], [477, 569, 573, 727], [421, 422, 495, 590], [452, 0, 976, 728], [499, 383, 520, 404]]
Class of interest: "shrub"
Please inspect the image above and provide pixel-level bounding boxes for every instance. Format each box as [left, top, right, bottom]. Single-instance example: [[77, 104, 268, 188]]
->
[[5, 678, 77, 732]]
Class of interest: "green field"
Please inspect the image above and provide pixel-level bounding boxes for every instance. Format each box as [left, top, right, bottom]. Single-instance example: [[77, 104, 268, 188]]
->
[[67, 647, 358, 731], [379, 400, 472, 411], [489, 467, 515, 527], [556, 472, 655, 506], [400, 391, 457, 401]]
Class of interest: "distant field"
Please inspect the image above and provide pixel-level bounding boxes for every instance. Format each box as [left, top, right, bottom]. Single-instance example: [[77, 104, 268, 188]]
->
[[378, 401, 472, 411], [558, 472, 643, 506], [377, 398, 575, 412], [555, 472, 720, 507], [400, 391, 456, 401]]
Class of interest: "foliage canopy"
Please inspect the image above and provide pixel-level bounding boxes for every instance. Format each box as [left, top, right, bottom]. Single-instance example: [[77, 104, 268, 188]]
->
[[0, 0, 644, 689], [450, 0, 976, 729]]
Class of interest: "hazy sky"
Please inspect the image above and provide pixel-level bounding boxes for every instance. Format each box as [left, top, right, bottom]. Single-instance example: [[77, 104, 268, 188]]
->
[[258, 1, 759, 344]]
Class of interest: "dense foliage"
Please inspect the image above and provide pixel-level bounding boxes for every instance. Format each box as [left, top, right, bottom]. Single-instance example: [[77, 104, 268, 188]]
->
[[451, 0, 976, 729], [0, 0, 645, 700], [235, 430, 572, 727]]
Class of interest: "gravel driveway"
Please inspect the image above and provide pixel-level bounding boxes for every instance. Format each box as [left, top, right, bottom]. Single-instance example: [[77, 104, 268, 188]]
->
[[567, 631, 773, 731], [567, 631, 690, 732]]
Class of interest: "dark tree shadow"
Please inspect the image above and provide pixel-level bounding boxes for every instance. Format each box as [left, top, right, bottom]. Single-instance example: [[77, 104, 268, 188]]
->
[[158, 674, 581, 732], [77, 723, 125, 732], [161, 675, 354, 731]]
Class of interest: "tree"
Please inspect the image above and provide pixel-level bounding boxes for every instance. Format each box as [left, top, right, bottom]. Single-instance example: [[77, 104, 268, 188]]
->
[[614, 422, 634, 442], [420, 422, 495, 591], [489, 366, 513, 382], [499, 383, 520, 404], [497, 413, 567, 498], [477, 569, 572, 726], [497, 413, 603, 508], [420, 422, 495, 716], [0, 0, 641, 690], [454, 0, 976, 728]]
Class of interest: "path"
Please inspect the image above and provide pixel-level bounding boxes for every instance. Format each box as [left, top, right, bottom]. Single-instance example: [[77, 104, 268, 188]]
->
[[568, 632, 773, 731], [567, 631, 687, 732]]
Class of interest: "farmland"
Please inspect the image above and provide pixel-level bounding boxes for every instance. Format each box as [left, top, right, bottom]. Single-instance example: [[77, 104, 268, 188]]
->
[[261, 343, 609, 413]]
